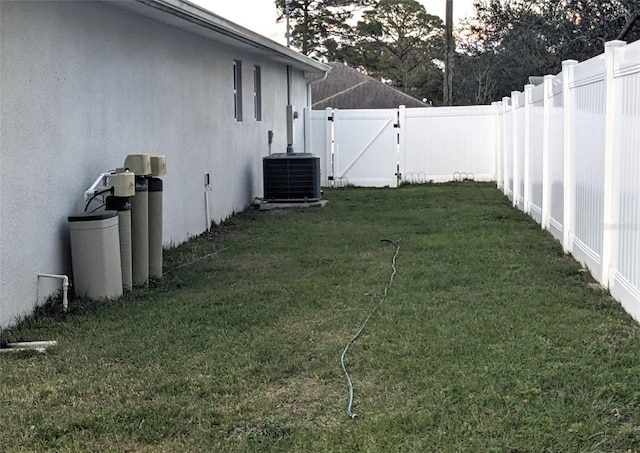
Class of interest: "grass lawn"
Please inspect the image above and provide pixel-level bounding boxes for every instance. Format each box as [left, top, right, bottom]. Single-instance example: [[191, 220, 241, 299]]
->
[[2, 183, 640, 451]]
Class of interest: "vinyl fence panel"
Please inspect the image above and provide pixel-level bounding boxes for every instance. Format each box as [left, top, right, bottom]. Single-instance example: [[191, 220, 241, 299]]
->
[[570, 54, 607, 278], [305, 108, 332, 187], [402, 106, 495, 183], [513, 92, 526, 210], [526, 84, 545, 224], [608, 42, 640, 320], [546, 75, 565, 242]]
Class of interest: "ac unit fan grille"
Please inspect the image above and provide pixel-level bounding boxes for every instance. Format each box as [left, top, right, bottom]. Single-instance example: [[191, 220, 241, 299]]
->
[[263, 153, 321, 202]]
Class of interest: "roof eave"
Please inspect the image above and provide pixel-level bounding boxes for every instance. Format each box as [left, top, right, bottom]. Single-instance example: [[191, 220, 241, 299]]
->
[[134, 0, 330, 74]]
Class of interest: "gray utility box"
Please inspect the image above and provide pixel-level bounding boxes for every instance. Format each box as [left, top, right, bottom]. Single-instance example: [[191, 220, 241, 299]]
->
[[68, 210, 123, 300]]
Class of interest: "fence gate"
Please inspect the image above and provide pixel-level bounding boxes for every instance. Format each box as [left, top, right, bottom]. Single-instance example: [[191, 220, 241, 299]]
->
[[330, 109, 399, 188]]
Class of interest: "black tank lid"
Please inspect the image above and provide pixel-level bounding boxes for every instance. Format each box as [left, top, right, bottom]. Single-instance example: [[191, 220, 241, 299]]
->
[[68, 210, 118, 222]]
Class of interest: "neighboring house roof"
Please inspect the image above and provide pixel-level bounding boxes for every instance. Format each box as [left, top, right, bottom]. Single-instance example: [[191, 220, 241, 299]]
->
[[312, 62, 429, 109], [123, 0, 330, 76]]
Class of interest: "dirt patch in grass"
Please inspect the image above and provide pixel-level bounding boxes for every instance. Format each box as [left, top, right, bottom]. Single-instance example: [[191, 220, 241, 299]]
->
[[261, 376, 342, 427]]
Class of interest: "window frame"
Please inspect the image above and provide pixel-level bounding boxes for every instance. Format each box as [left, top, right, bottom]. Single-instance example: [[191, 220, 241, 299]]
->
[[233, 59, 243, 121], [253, 65, 262, 122]]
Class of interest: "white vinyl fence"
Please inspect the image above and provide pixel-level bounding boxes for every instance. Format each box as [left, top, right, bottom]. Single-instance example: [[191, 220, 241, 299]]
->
[[496, 40, 640, 322], [305, 105, 496, 187], [304, 39, 640, 322]]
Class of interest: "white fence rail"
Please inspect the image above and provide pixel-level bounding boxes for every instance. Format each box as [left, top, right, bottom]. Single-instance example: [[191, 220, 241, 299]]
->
[[305, 39, 640, 323]]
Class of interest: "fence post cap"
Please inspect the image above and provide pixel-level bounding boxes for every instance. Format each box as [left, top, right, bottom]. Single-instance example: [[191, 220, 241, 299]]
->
[[605, 40, 626, 49]]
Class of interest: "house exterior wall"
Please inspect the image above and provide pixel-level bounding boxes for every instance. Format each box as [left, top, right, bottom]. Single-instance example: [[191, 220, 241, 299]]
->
[[0, 0, 314, 327]]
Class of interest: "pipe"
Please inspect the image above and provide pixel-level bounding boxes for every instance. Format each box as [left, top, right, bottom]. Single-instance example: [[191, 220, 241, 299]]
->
[[305, 69, 329, 109], [0, 340, 57, 353], [204, 173, 212, 232], [6, 340, 58, 348], [83, 172, 112, 202], [37, 273, 70, 311]]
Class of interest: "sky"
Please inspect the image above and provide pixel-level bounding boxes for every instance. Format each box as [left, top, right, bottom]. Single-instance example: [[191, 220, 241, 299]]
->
[[191, 0, 476, 46]]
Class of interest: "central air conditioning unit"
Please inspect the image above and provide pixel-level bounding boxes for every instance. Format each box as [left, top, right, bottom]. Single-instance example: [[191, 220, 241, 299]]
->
[[263, 153, 321, 202]]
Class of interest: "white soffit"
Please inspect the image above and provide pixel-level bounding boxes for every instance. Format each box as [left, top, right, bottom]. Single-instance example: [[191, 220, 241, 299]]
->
[[114, 0, 330, 74]]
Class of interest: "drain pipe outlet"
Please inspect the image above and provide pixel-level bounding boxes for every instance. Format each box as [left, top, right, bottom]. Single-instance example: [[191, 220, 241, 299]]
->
[[37, 273, 70, 311], [0, 340, 58, 353], [204, 173, 212, 232]]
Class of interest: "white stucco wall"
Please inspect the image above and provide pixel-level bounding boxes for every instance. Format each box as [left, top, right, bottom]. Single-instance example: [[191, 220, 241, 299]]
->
[[0, 0, 317, 327]]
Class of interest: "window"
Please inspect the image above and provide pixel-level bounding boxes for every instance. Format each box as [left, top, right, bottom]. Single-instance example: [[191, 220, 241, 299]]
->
[[233, 60, 243, 121], [253, 65, 262, 121]]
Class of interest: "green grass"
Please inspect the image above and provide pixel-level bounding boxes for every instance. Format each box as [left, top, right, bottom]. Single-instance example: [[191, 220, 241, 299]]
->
[[3, 183, 640, 452]]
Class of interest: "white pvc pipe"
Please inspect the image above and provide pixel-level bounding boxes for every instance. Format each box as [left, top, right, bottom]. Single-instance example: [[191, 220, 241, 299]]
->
[[83, 172, 111, 202], [7, 340, 58, 348], [204, 173, 212, 232], [0, 347, 46, 353], [0, 340, 57, 353], [204, 190, 211, 232], [37, 273, 70, 311]]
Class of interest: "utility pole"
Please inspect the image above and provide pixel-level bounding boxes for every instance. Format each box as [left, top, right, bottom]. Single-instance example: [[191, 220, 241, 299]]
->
[[444, 0, 453, 106]]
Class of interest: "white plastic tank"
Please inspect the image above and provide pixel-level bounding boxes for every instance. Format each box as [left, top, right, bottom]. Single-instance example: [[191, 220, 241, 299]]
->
[[105, 196, 132, 290], [68, 211, 123, 300]]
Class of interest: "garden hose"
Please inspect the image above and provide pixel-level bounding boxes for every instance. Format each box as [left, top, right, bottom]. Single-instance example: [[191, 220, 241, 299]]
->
[[340, 238, 400, 420]]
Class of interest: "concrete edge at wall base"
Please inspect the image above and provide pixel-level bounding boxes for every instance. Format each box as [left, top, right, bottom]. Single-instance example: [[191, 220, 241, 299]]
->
[[256, 199, 328, 211]]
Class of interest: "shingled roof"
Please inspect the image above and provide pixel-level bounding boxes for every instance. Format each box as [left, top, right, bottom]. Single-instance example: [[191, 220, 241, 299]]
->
[[312, 62, 430, 109]]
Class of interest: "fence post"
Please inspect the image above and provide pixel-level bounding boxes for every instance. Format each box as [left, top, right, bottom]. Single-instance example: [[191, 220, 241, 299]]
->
[[397, 105, 406, 186], [601, 40, 626, 287], [511, 91, 521, 208], [327, 107, 336, 186], [561, 60, 578, 254], [493, 101, 503, 189], [523, 84, 534, 215], [541, 75, 554, 231], [502, 96, 511, 197]]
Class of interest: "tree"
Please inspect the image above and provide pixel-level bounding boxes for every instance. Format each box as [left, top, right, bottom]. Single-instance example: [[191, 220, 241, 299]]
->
[[274, 0, 374, 58], [342, 0, 444, 103], [460, 0, 640, 100], [452, 50, 496, 105]]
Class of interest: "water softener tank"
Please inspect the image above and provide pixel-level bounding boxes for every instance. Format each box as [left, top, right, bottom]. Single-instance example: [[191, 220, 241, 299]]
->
[[106, 196, 132, 290], [125, 154, 151, 286], [106, 170, 135, 290], [131, 176, 149, 285], [68, 211, 123, 300], [148, 155, 166, 279]]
